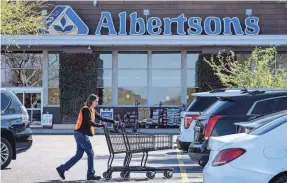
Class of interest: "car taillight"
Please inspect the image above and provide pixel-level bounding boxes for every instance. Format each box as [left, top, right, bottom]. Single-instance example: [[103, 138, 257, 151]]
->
[[212, 148, 246, 167], [204, 115, 222, 140], [184, 114, 199, 129], [27, 135, 33, 140]]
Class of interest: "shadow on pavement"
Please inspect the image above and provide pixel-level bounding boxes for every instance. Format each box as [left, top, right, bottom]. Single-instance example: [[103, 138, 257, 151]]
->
[[2, 168, 12, 170], [87, 151, 181, 160], [37, 176, 183, 183]]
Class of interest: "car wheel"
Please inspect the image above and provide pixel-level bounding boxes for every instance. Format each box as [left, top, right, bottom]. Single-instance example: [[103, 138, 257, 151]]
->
[[273, 175, 287, 183], [1, 137, 13, 169]]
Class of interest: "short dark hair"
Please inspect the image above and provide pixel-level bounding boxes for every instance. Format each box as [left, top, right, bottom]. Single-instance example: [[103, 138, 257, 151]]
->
[[85, 94, 99, 107]]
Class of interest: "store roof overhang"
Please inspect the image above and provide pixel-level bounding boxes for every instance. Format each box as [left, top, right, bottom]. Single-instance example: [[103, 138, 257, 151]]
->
[[1, 35, 287, 47]]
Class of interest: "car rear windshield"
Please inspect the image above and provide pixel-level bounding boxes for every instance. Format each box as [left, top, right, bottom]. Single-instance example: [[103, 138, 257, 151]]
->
[[1, 93, 11, 112], [202, 99, 234, 115], [248, 115, 287, 135], [187, 97, 218, 112]]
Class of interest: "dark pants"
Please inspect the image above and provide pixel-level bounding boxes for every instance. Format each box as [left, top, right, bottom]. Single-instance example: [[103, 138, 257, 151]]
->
[[59, 131, 95, 178]]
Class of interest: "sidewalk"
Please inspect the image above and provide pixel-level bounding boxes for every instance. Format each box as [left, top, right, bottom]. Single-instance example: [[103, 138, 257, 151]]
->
[[31, 124, 180, 135]]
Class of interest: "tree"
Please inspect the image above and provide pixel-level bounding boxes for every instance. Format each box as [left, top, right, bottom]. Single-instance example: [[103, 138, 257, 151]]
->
[[204, 47, 287, 88], [1, 0, 46, 35], [1, 0, 47, 49]]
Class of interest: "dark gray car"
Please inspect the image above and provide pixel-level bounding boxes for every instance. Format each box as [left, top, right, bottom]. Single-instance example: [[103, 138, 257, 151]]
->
[[234, 110, 287, 133], [1, 89, 33, 169]]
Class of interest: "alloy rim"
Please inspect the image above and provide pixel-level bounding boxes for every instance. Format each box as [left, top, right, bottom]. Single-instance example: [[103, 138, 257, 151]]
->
[[1, 142, 9, 165]]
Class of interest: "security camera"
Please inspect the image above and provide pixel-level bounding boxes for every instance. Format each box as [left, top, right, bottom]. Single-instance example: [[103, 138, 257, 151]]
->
[[93, 0, 97, 6]]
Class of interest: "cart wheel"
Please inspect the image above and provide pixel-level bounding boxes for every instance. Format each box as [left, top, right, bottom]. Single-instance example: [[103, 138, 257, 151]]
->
[[103, 171, 112, 180], [120, 171, 125, 178], [123, 171, 130, 180], [146, 171, 156, 179], [164, 171, 173, 179]]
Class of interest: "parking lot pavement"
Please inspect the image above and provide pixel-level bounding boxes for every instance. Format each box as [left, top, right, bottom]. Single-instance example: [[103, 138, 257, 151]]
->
[[1, 135, 203, 183]]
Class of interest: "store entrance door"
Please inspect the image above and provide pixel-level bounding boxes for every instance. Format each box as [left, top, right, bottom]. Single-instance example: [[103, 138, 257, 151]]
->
[[7, 88, 43, 128]]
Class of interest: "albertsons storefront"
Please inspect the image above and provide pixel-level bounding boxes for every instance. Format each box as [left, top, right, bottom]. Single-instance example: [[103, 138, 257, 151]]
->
[[1, 1, 287, 128]]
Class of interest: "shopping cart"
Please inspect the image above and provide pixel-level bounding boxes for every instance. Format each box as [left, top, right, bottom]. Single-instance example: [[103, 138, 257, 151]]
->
[[102, 122, 174, 181]]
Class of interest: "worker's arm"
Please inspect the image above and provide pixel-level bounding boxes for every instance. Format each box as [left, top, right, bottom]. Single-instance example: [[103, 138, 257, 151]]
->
[[95, 110, 115, 123], [82, 108, 103, 127]]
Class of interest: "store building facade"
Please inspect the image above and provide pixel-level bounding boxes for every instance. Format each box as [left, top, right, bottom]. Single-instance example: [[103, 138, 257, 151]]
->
[[1, 1, 287, 127]]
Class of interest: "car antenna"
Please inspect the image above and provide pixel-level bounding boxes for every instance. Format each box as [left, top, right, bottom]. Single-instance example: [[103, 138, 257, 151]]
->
[[242, 86, 250, 94]]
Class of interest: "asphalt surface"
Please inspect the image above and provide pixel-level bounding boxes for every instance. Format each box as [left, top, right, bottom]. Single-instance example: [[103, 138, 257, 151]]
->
[[31, 128, 180, 135], [1, 135, 203, 183]]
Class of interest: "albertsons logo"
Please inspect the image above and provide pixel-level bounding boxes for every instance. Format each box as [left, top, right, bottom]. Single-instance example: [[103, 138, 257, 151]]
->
[[39, 5, 89, 35]]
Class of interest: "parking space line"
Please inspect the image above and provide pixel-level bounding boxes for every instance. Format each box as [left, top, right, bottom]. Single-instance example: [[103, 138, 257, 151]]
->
[[177, 151, 190, 183]]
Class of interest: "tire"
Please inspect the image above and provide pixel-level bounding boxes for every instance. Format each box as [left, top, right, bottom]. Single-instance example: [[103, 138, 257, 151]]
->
[[123, 171, 130, 180], [273, 175, 287, 183], [103, 171, 112, 180], [164, 171, 173, 179], [1, 137, 13, 170], [146, 171, 155, 179]]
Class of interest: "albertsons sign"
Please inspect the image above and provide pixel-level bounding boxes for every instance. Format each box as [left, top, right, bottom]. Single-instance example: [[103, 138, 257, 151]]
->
[[42, 6, 260, 36]]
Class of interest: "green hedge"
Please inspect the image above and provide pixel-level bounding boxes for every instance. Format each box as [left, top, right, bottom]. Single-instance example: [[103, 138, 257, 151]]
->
[[59, 53, 98, 122]]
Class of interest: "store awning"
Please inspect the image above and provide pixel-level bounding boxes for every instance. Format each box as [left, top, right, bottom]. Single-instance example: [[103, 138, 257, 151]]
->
[[1, 35, 287, 47]]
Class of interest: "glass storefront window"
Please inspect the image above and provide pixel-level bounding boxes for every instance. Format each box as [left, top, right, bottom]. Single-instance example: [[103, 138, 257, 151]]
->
[[118, 87, 147, 105], [2, 52, 43, 68], [97, 69, 112, 87], [48, 88, 60, 105], [118, 70, 147, 87], [96, 88, 112, 105], [3, 69, 42, 87], [187, 69, 196, 87], [96, 52, 112, 69], [1, 52, 43, 87], [151, 87, 181, 105], [118, 52, 147, 69], [187, 53, 199, 69], [152, 52, 181, 69], [152, 70, 181, 87], [48, 53, 60, 105]]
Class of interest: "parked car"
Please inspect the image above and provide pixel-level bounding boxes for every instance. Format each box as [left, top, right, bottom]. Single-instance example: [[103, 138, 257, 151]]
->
[[1, 89, 33, 169], [177, 88, 249, 151], [235, 110, 287, 133], [203, 115, 287, 183], [189, 89, 287, 167]]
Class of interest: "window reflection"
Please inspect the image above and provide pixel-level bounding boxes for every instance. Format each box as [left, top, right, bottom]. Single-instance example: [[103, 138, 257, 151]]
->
[[97, 69, 112, 87], [187, 53, 199, 69], [118, 87, 147, 105], [152, 52, 181, 69], [118, 52, 147, 69], [96, 52, 112, 69], [2, 52, 43, 68], [5, 69, 42, 87], [48, 88, 60, 105], [48, 54, 60, 68], [96, 88, 112, 105], [187, 69, 196, 87], [152, 70, 181, 87], [151, 88, 181, 105], [118, 70, 147, 87]]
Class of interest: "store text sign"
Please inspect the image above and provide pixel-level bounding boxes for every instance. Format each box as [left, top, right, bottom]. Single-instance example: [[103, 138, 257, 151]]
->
[[95, 11, 260, 36]]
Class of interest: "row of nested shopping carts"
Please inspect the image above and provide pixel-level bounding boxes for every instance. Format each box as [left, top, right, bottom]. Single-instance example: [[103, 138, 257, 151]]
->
[[102, 122, 174, 181]]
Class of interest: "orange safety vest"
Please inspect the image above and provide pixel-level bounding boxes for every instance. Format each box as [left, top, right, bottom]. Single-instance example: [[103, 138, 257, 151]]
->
[[75, 106, 95, 135]]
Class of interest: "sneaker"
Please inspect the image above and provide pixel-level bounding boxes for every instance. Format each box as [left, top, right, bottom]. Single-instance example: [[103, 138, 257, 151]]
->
[[87, 175, 101, 180], [56, 167, 65, 180]]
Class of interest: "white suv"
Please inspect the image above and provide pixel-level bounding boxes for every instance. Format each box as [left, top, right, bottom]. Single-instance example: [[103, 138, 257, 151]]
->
[[177, 89, 246, 151]]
